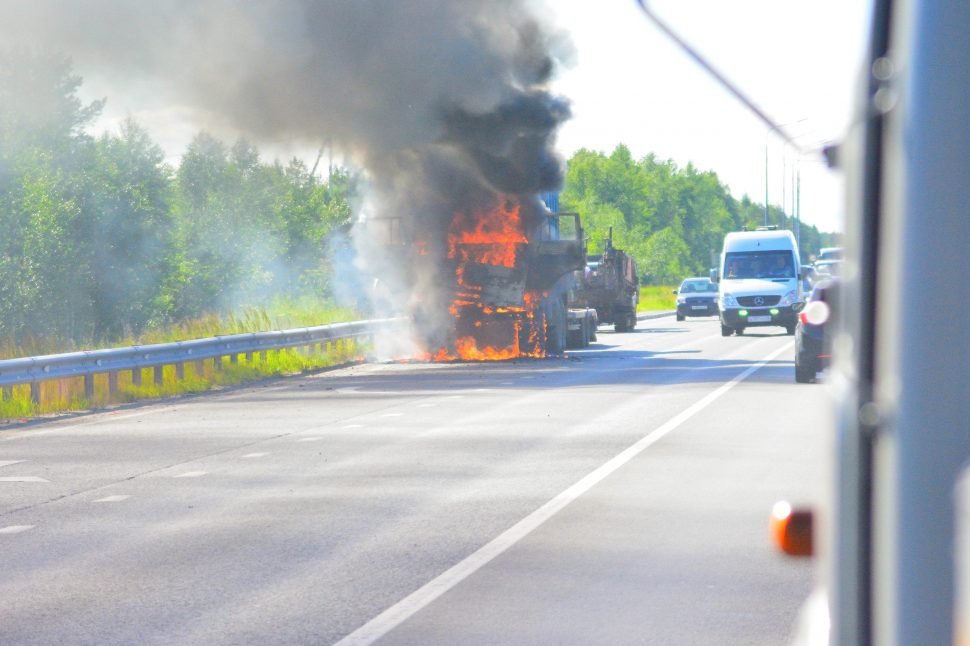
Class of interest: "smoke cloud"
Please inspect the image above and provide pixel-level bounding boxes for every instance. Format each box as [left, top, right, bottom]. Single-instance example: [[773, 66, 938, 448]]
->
[[0, 0, 573, 354]]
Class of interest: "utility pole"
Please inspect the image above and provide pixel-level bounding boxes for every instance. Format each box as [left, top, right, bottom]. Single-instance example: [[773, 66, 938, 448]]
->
[[782, 146, 787, 227], [764, 142, 769, 226], [795, 160, 802, 252]]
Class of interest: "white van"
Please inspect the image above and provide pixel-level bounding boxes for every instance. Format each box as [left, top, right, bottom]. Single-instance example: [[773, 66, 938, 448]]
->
[[711, 229, 804, 336]]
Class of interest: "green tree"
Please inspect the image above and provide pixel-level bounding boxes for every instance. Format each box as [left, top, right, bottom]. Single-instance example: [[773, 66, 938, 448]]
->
[[639, 227, 691, 284]]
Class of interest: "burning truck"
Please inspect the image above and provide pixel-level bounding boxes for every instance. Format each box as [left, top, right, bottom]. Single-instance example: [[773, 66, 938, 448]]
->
[[361, 194, 591, 360]]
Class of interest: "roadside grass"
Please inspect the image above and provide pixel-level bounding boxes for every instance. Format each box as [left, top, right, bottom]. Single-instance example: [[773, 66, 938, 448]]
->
[[0, 298, 364, 423], [639, 285, 676, 311]]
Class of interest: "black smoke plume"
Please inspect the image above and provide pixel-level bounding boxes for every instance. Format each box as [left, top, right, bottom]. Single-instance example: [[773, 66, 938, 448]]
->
[[0, 0, 572, 354]]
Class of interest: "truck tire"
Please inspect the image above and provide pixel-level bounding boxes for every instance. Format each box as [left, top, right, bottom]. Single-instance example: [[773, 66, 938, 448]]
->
[[721, 324, 734, 337], [628, 311, 638, 330], [545, 303, 567, 355], [588, 315, 598, 342], [676, 312, 685, 322]]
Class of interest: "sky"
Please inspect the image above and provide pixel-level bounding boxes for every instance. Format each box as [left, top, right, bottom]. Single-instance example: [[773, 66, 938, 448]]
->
[[547, 0, 872, 233], [82, 0, 872, 234]]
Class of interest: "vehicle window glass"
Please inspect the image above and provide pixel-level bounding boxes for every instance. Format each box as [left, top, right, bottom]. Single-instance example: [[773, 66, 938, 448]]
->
[[724, 251, 794, 279], [680, 280, 715, 293]]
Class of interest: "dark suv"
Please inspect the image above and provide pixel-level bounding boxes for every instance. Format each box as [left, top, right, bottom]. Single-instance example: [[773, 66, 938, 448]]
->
[[794, 279, 837, 383], [674, 277, 718, 321]]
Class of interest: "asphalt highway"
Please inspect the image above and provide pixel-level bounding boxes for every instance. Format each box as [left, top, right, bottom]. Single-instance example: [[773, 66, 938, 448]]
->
[[0, 314, 828, 645]]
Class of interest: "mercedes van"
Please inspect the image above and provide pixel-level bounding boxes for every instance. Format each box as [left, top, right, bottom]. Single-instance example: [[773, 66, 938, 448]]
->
[[711, 229, 804, 336]]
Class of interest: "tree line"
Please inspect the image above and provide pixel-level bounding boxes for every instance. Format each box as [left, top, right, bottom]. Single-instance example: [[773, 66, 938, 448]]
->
[[1, 51, 836, 349], [560, 146, 836, 284], [1, 51, 354, 345]]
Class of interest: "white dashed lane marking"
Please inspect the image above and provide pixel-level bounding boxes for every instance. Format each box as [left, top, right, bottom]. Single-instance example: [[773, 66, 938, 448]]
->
[[0, 476, 49, 483], [297, 437, 324, 443], [416, 403, 436, 408], [173, 471, 208, 478], [380, 413, 403, 418], [0, 525, 34, 535], [242, 452, 268, 459], [94, 495, 131, 503], [342, 424, 364, 429]]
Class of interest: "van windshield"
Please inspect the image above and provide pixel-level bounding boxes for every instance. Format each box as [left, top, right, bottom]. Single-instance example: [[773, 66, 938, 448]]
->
[[724, 251, 795, 279]]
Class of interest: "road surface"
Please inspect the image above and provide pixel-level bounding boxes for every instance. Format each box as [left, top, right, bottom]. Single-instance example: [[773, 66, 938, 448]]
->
[[0, 314, 827, 645]]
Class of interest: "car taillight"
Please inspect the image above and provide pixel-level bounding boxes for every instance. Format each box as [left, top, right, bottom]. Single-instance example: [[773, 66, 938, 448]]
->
[[799, 312, 809, 325]]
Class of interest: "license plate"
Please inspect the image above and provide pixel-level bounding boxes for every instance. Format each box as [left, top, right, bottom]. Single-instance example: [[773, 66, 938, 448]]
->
[[691, 305, 708, 310], [747, 315, 771, 323]]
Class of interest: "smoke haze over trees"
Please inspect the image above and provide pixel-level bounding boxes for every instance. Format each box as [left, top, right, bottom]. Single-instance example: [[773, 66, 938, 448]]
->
[[0, 51, 353, 345]]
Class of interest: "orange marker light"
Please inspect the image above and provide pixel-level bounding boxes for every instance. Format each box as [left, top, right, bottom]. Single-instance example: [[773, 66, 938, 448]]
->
[[770, 501, 814, 557]]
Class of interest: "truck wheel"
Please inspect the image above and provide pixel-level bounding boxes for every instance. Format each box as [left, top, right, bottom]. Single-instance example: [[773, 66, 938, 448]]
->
[[581, 319, 591, 347], [676, 312, 685, 322], [786, 324, 797, 335], [721, 324, 733, 337], [546, 307, 566, 355], [628, 312, 638, 330], [588, 316, 598, 342], [736, 327, 745, 336]]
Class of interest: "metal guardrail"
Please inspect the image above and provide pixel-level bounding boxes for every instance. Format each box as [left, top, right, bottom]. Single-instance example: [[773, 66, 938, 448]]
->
[[0, 318, 401, 404]]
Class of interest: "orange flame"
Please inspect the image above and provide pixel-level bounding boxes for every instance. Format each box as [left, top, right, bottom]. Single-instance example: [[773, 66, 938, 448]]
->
[[418, 197, 548, 362], [448, 200, 527, 268]]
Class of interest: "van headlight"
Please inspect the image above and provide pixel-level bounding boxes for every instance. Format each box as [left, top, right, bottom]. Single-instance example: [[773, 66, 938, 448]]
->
[[721, 293, 738, 308], [676, 296, 686, 304], [780, 290, 798, 306]]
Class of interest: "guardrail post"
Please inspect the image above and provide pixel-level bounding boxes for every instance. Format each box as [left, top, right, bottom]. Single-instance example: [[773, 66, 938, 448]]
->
[[245, 352, 253, 364], [132, 367, 142, 387], [259, 350, 267, 363], [214, 356, 224, 371], [2, 385, 11, 401], [154, 365, 164, 387], [230, 353, 238, 365], [176, 362, 185, 380], [30, 382, 41, 405], [108, 371, 118, 396], [84, 374, 95, 400], [195, 359, 205, 376]]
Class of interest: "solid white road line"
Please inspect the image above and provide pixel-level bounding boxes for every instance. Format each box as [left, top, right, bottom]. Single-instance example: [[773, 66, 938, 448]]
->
[[0, 460, 26, 468], [0, 525, 35, 534], [94, 495, 131, 503], [335, 341, 792, 646], [173, 471, 208, 478], [0, 476, 48, 483]]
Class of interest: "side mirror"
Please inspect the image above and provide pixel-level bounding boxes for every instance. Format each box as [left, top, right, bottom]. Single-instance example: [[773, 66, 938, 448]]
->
[[798, 268, 806, 280], [709, 268, 719, 283], [671, 289, 678, 295]]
